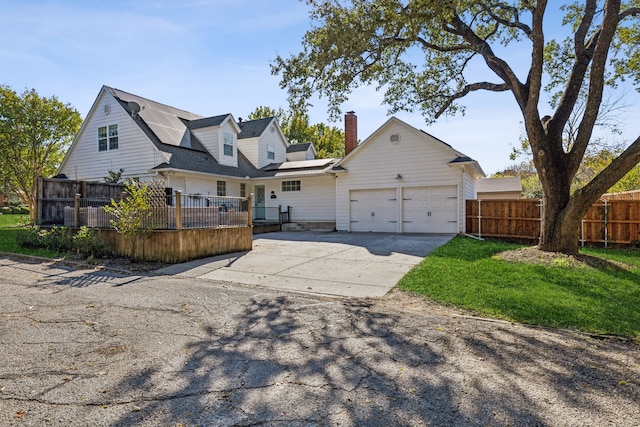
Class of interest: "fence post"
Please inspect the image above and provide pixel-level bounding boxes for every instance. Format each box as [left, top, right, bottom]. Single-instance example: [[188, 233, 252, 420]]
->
[[581, 219, 585, 248], [538, 199, 543, 244], [175, 190, 182, 231], [247, 194, 253, 226], [36, 176, 43, 224], [74, 193, 81, 228], [604, 199, 608, 248], [477, 199, 482, 238]]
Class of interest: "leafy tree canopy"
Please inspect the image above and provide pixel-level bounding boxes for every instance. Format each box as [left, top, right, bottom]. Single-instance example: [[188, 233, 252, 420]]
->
[[248, 106, 345, 158], [274, 1, 640, 253], [0, 86, 82, 222]]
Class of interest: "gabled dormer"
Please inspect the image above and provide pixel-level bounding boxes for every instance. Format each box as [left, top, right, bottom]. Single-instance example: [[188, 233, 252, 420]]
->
[[286, 142, 317, 161], [236, 117, 288, 168], [187, 114, 241, 168]]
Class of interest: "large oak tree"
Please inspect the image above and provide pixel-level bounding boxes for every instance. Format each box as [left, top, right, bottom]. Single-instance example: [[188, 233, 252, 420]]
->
[[0, 86, 82, 222], [273, 0, 640, 253]]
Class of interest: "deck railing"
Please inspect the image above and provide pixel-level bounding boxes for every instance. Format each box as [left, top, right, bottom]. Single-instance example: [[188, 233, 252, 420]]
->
[[63, 191, 252, 230]]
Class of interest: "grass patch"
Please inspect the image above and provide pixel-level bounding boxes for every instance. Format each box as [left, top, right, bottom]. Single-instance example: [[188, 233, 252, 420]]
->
[[398, 236, 640, 338], [0, 214, 58, 257]]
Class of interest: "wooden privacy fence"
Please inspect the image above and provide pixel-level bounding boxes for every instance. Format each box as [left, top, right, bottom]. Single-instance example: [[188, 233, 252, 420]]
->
[[37, 178, 125, 225], [466, 199, 640, 247]]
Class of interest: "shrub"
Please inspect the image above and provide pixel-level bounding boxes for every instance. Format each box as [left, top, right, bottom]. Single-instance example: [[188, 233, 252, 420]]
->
[[15, 224, 45, 248], [1, 207, 12, 214], [42, 226, 74, 252], [10, 207, 21, 214], [17, 224, 108, 260], [19, 207, 29, 214], [73, 226, 108, 258]]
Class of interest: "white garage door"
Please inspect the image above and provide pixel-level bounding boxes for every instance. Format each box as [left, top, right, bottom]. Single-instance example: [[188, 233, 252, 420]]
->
[[350, 189, 397, 232], [402, 186, 458, 233]]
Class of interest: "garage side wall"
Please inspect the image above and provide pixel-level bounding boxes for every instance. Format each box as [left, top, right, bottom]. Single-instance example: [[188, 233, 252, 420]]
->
[[462, 169, 477, 230], [336, 121, 467, 233]]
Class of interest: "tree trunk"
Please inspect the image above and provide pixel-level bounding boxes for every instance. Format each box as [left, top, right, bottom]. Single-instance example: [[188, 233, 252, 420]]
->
[[538, 199, 582, 254], [533, 133, 586, 254]]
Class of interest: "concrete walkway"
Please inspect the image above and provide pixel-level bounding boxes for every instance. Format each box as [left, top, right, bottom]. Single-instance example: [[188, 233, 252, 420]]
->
[[156, 232, 455, 297]]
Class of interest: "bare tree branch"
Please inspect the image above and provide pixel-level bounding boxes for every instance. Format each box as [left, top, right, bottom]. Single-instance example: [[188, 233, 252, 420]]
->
[[478, 1, 533, 38], [574, 0, 597, 54], [446, 15, 526, 106], [619, 7, 640, 20], [400, 36, 471, 53], [569, 0, 622, 175], [572, 135, 640, 206], [526, 0, 547, 109], [435, 82, 510, 118], [549, 1, 598, 143]]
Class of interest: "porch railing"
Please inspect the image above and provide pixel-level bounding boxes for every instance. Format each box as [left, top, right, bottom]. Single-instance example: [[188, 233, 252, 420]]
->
[[63, 191, 252, 230]]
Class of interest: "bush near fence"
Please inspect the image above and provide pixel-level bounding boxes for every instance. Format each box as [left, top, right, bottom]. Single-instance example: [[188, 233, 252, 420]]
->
[[466, 199, 640, 247]]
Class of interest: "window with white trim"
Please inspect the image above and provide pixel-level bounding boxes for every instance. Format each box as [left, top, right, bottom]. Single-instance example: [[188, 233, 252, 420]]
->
[[223, 133, 233, 156], [217, 180, 227, 196], [282, 180, 301, 192], [267, 144, 275, 160], [98, 124, 118, 151]]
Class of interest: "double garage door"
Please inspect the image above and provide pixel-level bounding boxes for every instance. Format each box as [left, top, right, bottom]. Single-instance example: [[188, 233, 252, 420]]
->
[[349, 186, 458, 233]]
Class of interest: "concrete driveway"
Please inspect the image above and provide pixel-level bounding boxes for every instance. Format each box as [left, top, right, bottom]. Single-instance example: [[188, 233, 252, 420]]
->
[[157, 232, 455, 297]]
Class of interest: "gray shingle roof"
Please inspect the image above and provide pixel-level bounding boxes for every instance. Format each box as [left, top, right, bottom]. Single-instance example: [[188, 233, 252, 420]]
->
[[106, 86, 333, 179], [287, 142, 312, 153], [186, 114, 232, 130], [237, 117, 273, 139]]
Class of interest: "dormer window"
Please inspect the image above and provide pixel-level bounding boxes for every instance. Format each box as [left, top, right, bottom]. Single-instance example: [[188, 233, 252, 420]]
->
[[223, 133, 233, 156], [267, 144, 275, 160]]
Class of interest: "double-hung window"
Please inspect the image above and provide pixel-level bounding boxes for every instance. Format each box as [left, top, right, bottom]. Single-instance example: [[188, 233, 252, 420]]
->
[[217, 180, 227, 196], [98, 124, 118, 151], [223, 133, 233, 156], [267, 144, 275, 160]]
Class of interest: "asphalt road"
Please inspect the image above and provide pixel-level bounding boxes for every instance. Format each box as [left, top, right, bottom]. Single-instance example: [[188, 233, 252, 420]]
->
[[1, 257, 639, 426]]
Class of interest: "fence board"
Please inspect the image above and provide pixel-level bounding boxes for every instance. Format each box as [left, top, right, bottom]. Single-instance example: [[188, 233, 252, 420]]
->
[[40, 179, 124, 225], [98, 227, 253, 263], [466, 199, 640, 247]]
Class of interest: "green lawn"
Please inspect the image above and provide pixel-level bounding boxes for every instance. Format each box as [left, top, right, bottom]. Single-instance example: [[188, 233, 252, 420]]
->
[[398, 236, 640, 338], [0, 214, 58, 257]]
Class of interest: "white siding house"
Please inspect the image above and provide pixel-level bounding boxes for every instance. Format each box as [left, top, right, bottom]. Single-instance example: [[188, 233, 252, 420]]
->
[[58, 89, 169, 182], [333, 117, 485, 233], [237, 118, 288, 169], [59, 86, 492, 234]]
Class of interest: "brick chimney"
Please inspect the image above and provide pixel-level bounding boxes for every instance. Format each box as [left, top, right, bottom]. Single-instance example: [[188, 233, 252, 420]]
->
[[344, 111, 357, 156]]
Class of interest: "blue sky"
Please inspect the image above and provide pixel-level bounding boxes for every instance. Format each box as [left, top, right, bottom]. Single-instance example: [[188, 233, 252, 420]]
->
[[1, 0, 638, 175]]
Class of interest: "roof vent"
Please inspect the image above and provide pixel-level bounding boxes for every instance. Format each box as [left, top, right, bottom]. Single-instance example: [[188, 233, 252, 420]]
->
[[390, 134, 401, 144]]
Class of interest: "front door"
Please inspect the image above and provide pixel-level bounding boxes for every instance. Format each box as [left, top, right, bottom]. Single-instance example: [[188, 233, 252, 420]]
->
[[254, 185, 265, 220]]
